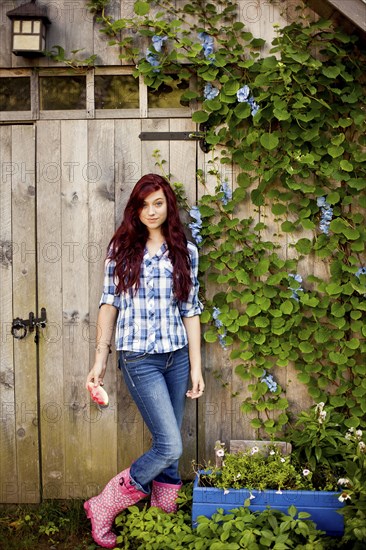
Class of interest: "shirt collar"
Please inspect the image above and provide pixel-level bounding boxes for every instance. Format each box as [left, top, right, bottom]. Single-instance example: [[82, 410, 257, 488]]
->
[[143, 241, 168, 262]]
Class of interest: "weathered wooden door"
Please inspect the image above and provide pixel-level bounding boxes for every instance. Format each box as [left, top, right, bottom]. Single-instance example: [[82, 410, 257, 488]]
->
[[1, 118, 199, 502], [0, 124, 40, 503]]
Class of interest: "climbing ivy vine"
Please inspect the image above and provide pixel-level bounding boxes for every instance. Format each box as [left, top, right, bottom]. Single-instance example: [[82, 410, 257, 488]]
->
[[86, 0, 366, 435]]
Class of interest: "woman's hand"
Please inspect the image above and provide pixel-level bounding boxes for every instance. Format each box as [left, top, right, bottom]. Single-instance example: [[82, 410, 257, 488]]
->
[[86, 361, 108, 389], [183, 315, 204, 398], [85, 304, 118, 389], [186, 369, 205, 399]]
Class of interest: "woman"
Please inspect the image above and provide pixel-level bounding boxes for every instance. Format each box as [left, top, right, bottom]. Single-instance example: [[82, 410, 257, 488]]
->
[[84, 173, 204, 548]]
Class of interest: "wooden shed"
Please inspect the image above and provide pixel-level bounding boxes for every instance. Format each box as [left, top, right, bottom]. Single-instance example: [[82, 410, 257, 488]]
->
[[1, 0, 365, 503]]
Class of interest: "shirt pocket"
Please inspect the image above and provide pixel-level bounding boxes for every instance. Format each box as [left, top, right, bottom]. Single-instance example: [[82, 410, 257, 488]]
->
[[161, 260, 176, 303]]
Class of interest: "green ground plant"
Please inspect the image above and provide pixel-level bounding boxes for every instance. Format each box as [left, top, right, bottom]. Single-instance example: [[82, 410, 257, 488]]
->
[[0, 499, 95, 549]]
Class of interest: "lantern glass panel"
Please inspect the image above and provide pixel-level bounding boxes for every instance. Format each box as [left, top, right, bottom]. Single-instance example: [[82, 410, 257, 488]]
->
[[22, 20, 32, 33], [13, 20, 21, 33], [33, 21, 41, 33], [13, 35, 40, 51]]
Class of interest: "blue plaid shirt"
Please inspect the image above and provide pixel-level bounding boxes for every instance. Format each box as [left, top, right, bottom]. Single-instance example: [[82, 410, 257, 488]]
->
[[100, 241, 203, 353]]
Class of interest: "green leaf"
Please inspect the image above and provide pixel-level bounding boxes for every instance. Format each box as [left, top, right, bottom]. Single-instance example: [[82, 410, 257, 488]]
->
[[329, 351, 348, 365], [340, 159, 353, 172], [237, 172, 251, 188], [134, 1, 150, 15], [327, 191, 340, 204], [250, 418, 262, 429], [260, 133, 279, 150], [253, 259, 270, 276], [322, 66, 341, 78], [192, 110, 209, 123], [346, 338, 360, 350], [280, 300, 294, 315], [295, 238, 312, 254], [344, 417, 360, 429], [273, 108, 291, 121], [223, 80, 239, 95], [299, 342, 314, 354], [204, 330, 217, 343], [281, 220, 295, 232], [327, 146, 344, 158], [246, 304, 261, 317], [234, 102, 251, 119], [200, 310, 211, 323], [271, 203, 287, 216], [325, 282, 342, 295]]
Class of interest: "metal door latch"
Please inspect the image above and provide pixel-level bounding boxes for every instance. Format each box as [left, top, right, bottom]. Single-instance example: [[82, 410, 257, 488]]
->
[[139, 123, 211, 153], [11, 308, 47, 340]]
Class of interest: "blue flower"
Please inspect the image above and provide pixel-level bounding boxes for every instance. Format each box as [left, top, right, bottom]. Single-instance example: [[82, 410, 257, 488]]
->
[[204, 83, 219, 100], [151, 35, 167, 52], [188, 206, 203, 245], [356, 267, 366, 278], [198, 32, 215, 61], [146, 50, 160, 67], [237, 85, 250, 102], [317, 197, 333, 235], [247, 95, 259, 115], [261, 370, 278, 393], [145, 35, 167, 72], [237, 85, 259, 116], [212, 307, 223, 327], [212, 307, 227, 349], [288, 273, 303, 301], [220, 180, 232, 205]]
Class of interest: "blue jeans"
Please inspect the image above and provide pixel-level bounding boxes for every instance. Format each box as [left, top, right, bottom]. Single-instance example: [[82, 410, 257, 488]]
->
[[118, 345, 190, 494]]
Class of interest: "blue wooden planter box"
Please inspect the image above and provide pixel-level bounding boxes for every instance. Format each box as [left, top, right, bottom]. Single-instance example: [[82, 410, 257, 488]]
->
[[192, 471, 345, 536]]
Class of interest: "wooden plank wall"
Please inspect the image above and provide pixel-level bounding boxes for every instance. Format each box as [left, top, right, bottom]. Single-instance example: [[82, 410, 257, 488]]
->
[[0, 126, 39, 503], [0, 1, 318, 68], [34, 118, 198, 499], [0, 0, 326, 501]]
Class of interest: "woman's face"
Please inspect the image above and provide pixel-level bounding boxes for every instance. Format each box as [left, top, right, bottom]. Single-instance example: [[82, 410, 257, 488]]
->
[[138, 188, 168, 233]]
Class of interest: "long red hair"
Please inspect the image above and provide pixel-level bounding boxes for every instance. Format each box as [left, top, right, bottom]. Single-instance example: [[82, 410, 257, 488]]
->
[[108, 174, 192, 302]]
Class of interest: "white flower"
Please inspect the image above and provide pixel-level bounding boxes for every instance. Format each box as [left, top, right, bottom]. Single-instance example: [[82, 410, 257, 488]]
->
[[250, 446, 259, 455], [269, 450, 276, 455], [338, 492, 351, 502], [275, 489, 283, 494], [216, 449, 225, 457], [249, 492, 256, 500], [359, 441, 366, 453], [345, 432, 352, 440], [236, 473, 241, 479], [338, 478, 351, 487], [280, 458, 286, 463], [303, 469, 311, 476], [224, 489, 230, 495], [356, 429, 363, 439]]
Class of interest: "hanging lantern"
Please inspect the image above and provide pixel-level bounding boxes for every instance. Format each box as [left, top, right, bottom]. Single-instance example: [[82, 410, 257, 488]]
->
[[7, 0, 51, 57]]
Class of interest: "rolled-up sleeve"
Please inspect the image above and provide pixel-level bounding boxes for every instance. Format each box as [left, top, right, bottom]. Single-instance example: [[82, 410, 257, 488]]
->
[[99, 259, 121, 309], [179, 242, 203, 317]]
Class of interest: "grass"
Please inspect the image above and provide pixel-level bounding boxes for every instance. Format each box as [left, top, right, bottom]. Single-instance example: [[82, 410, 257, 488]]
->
[[0, 500, 97, 550]]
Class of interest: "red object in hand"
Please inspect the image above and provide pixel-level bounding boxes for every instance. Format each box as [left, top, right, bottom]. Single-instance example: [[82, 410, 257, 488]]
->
[[87, 382, 109, 407]]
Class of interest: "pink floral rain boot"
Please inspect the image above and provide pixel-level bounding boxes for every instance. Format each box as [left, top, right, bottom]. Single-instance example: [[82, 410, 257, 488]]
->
[[84, 467, 146, 548], [150, 480, 183, 513]]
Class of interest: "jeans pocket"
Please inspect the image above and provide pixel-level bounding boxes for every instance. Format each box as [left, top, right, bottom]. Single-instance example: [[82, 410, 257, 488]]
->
[[122, 351, 147, 363]]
